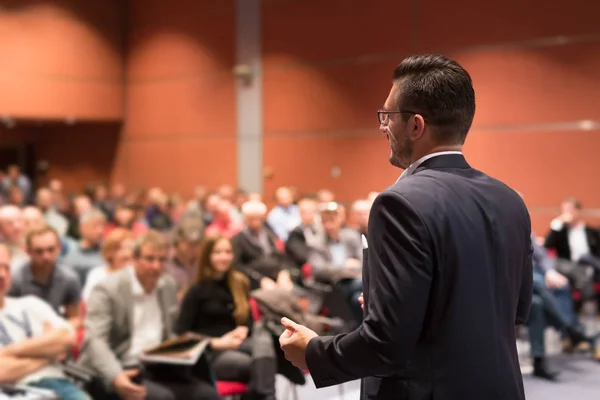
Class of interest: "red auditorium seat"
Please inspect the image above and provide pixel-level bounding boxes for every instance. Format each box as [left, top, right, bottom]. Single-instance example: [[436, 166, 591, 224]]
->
[[71, 301, 87, 360], [216, 381, 248, 399]]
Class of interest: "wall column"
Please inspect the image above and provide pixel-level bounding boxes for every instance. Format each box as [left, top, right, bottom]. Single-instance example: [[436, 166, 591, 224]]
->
[[235, 0, 263, 194]]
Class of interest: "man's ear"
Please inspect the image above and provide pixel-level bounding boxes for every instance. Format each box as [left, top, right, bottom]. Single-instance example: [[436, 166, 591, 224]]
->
[[410, 114, 426, 140]]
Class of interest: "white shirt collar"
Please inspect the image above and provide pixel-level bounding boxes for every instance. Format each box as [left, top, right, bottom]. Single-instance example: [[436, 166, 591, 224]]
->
[[129, 266, 164, 296], [397, 151, 463, 182]]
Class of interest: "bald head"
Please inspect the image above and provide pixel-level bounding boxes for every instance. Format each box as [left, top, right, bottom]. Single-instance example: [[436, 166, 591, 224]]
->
[[22, 206, 44, 232], [0, 205, 24, 245]]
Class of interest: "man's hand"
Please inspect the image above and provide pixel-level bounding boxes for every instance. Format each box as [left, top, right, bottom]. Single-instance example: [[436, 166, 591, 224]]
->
[[279, 317, 318, 370], [113, 369, 146, 400], [260, 277, 277, 290], [358, 292, 364, 310], [277, 270, 295, 291], [545, 270, 568, 289]]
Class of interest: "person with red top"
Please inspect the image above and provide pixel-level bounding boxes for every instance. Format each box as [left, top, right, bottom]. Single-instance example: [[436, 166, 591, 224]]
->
[[205, 199, 244, 239]]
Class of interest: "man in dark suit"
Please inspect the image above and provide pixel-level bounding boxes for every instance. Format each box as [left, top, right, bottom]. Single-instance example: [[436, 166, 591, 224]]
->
[[279, 54, 533, 400]]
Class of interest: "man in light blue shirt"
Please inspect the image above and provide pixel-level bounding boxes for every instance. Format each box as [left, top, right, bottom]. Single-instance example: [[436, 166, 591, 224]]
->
[[266, 186, 300, 242]]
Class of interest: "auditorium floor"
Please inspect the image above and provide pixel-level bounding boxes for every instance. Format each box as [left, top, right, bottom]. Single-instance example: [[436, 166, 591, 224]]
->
[[274, 330, 600, 400]]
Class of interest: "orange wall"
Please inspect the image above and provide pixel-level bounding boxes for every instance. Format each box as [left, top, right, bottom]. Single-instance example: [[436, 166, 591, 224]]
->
[[0, 0, 124, 120], [113, 0, 237, 194], [261, 0, 600, 234], [1, 0, 599, 235]]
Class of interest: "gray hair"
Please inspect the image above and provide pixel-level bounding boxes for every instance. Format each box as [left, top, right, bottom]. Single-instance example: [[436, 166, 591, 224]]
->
[[79, 208, 106, 226], [241, 200, 267, 216]]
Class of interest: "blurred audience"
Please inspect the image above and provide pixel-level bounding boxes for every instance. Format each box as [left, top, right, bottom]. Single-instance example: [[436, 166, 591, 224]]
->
[[9, 226, 82, 328], [82, 228, 134, 301], [80, 230, 219, 400], [0, 243, 91, 400], [177, 235, 277, 400]]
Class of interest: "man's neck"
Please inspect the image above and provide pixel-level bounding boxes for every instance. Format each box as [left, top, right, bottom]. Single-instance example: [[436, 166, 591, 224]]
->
[[409, 144, 462, 165], [80, 239, 97, 250], [327, 231, 340, 241], [0, 296, 5, 309], [175, 254, 195, 270], [31, 265, 53, 285]]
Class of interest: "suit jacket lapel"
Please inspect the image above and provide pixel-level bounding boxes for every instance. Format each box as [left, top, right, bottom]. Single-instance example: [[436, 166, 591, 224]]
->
[[118, 273, 134, 340]]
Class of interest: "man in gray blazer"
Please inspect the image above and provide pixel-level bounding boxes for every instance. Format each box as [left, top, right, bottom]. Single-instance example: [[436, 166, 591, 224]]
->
[[79, 230, 219, 400]]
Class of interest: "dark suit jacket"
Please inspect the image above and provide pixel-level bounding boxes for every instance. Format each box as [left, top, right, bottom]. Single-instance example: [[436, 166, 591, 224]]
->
[[285, 225, 311, 268], [231, 229, 298, 288], [544, 223, 600, 260], [305, 154, 533, 400]]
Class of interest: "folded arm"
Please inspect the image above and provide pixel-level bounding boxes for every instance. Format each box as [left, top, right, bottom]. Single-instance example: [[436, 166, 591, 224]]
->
[[1, 326, 75, 359], [0, 355, 49, 384], [306, 191, 434, 385]]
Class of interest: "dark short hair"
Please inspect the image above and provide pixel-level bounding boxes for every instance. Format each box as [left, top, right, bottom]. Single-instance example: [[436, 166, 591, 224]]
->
[[393, 54, 476, 144]]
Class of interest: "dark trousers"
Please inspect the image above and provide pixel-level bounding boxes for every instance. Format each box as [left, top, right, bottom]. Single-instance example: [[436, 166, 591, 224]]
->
[[527, 270, 577, 357], [210, 323, 277, 400], [338, 277, 363, 323], [93, 366, 219, 400]]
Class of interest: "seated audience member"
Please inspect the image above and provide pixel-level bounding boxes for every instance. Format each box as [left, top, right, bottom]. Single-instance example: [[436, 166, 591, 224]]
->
[[186, 185, 207, 216], [36, 187, 69, 237], [266, 186, 300, 242], [232, 200, 295, 291], [80, 230, 219, 400], [23, 206, 71, 259], [146, 189, 173, 231], [346, 199, 371, 236], [307, 202, 363, 322], [9, 226, 82, 328], [82, 228, 134, 302], [176, 235, 276, 400], [66, 195, 93, 241], [217, 185, 243, 223], [200, 192, 220, 227], [545, 197, 600, 281], [62, 208, 106, 285], [205, 199, 244, 239], [166, 218, 204, 300], [315, 189, 335, 204], [3, 165, 32, 204], [285, 198, 319, 269], [527, 233, 596, 379], [105, 202, 148, 238], [0, 243, 91, 400], [0, 205, 28, 273]]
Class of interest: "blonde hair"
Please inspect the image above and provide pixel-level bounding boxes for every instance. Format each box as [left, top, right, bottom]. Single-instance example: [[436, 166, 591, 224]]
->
[[101, 228, 133, 262]]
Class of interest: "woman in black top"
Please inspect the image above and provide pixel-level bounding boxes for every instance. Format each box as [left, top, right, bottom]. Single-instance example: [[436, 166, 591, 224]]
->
[[176, 234, 276, 400]]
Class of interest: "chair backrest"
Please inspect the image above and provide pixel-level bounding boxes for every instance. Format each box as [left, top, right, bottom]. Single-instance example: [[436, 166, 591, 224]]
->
[[301, 263, 312, 279], [249, 297, 262, 321]]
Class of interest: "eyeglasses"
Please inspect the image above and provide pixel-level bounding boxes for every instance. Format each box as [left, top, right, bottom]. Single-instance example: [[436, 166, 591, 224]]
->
[[377, 109, 424, 125]]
